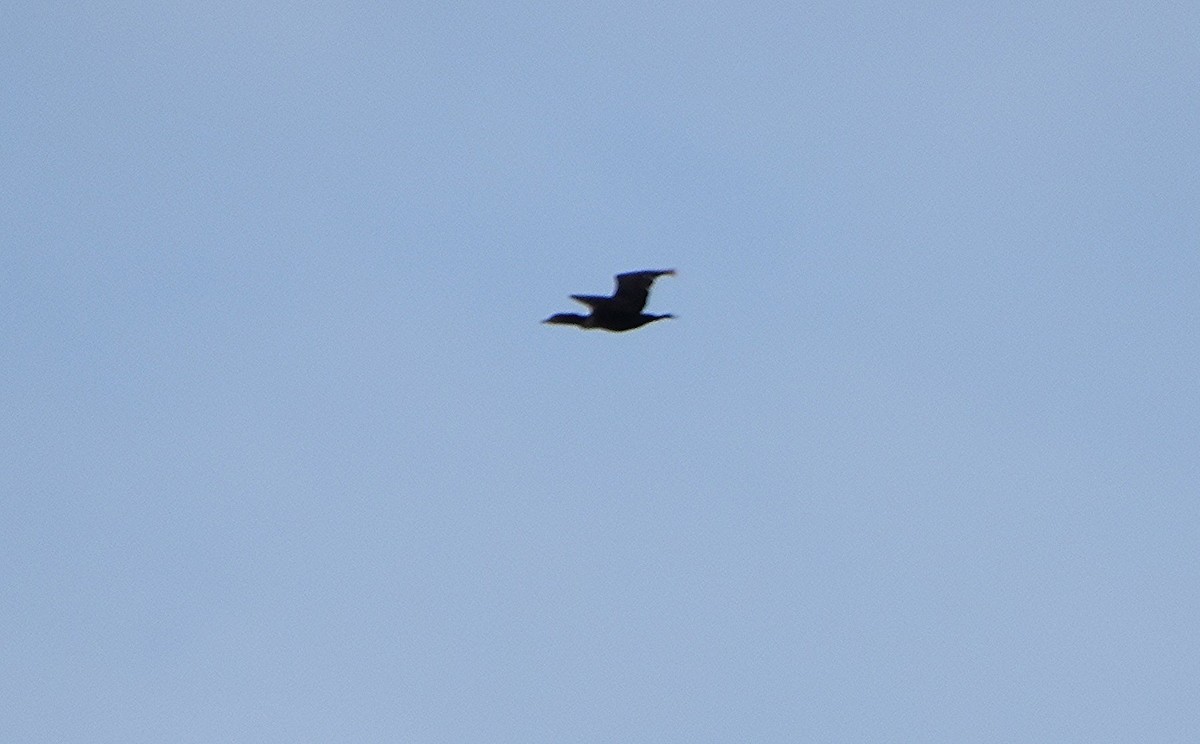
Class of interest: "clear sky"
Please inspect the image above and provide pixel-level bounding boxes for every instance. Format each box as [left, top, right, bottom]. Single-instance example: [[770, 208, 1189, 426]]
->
[[3, 2, 1197, 741]]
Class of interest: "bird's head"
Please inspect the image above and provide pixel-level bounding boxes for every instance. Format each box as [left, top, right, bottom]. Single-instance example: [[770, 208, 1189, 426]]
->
[[542, 313, 590, 327]]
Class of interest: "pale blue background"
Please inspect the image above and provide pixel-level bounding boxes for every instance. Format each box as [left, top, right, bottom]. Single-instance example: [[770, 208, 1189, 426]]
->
[[3, 3, 1197, 741]]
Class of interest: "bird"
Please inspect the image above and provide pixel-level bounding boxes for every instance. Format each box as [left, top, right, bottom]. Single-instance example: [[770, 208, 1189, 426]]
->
[[543, 269, 676, 332]]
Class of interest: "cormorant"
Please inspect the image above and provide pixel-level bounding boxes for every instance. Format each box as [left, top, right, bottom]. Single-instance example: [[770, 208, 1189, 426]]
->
[[543, 269, 676, 332]]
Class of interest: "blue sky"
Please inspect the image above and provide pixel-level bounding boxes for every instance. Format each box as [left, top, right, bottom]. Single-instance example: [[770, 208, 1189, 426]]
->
[[3, 2, 1197, 741]]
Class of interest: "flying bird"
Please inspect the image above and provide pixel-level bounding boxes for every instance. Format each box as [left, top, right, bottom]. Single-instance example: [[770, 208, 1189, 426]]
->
[[543, 269, 676, 332]]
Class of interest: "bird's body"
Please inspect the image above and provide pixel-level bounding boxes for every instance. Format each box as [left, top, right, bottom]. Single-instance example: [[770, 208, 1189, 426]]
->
[[543, 269, 676, 332]]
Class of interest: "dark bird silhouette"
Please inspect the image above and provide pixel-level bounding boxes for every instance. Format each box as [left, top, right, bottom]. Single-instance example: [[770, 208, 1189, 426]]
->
[[543, 269, 676, 332]]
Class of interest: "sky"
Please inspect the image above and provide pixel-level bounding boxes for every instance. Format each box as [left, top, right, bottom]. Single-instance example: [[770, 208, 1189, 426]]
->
[[2, 2, 1198, 741]]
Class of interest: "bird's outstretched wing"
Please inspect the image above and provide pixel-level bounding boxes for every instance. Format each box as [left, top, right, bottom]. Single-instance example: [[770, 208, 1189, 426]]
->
[[611, 269, 675, 313], [569, 294, 611, 310]]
